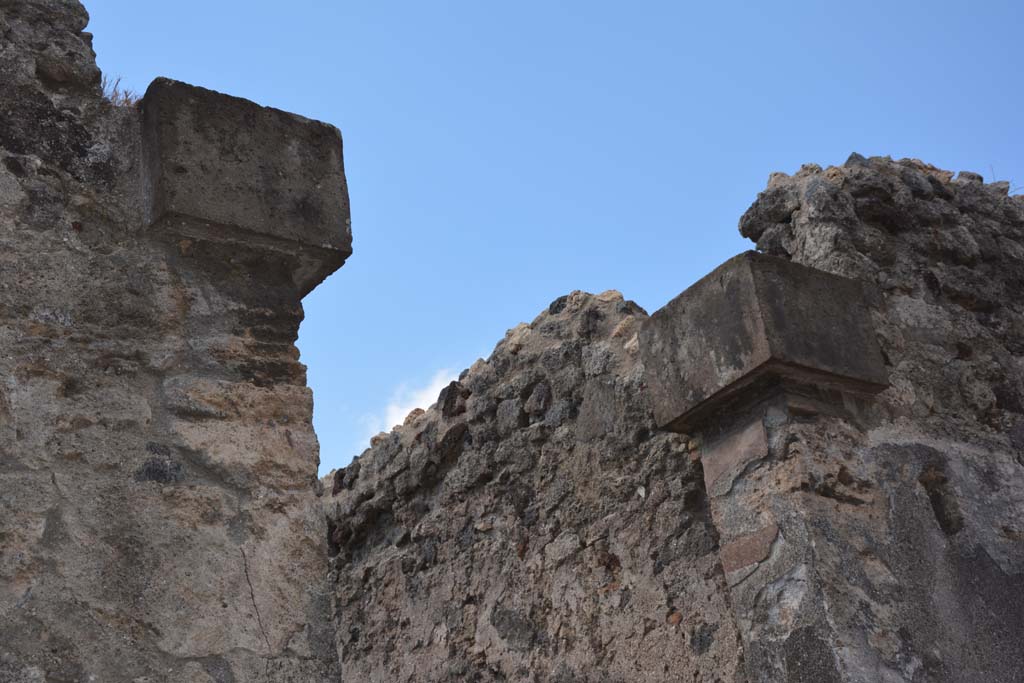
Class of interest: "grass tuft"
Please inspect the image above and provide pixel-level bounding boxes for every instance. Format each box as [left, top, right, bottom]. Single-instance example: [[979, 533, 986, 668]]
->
[[101, 75, 140, 107]]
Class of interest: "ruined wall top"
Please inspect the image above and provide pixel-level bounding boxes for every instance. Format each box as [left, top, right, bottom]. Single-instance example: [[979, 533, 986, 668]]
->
[[1, 0, 351, 296], [1, 1, 350, 679], [4, 1, 1024, 681], [323, 154, 1024, 682]]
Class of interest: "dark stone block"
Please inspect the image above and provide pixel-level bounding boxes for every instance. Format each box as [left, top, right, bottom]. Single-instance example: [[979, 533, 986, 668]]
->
[[548, 295, 569, 314], [689, 622, 718, 655], [639, 252, 888, 432], [198, 655, 236, 683], [438, 380, 470, 418], [134, 457, 184, 484], [141, 78, 351, 295], [490, 606, 537, 650], [783, 627, 841, 683]]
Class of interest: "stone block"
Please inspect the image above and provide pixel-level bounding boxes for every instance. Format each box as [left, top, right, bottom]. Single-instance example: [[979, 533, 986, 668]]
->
[[141, 78, 351, 294], [639, 251, 888, 432], [701, 418, 768, 497], [719, 523, 779, 575]]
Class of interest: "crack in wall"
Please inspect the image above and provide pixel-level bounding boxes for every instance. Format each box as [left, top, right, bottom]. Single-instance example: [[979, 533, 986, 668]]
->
[[240, 548, 272, 670]]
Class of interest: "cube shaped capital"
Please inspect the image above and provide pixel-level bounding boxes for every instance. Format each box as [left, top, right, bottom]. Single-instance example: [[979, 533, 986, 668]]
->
[[141, 78, 351, 295], [639, 252, 888, 432]]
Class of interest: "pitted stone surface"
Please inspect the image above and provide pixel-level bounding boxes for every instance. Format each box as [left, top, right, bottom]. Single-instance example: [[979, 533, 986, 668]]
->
[[721, 156, 1024, 682], [3, 2, 1024, 680], [0, 2, 346, 679], [324, 291, 744, 682], [323, 156, 1024, 682]]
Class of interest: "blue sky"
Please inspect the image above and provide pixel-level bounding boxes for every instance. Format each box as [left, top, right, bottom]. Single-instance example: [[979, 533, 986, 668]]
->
[[86, 1, 1023, 474]]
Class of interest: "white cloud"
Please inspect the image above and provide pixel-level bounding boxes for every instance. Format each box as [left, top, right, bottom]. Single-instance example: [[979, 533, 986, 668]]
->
[[356, 368, 457, 448]]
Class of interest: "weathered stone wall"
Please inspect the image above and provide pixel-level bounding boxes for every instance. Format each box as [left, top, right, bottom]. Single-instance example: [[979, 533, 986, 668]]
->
[[325, 157, 1024, 683], [3, 2, 1023, 682], [325, 292, 744, 681], [717, 156, 1024, 682], [0, 1, 349, 680]]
